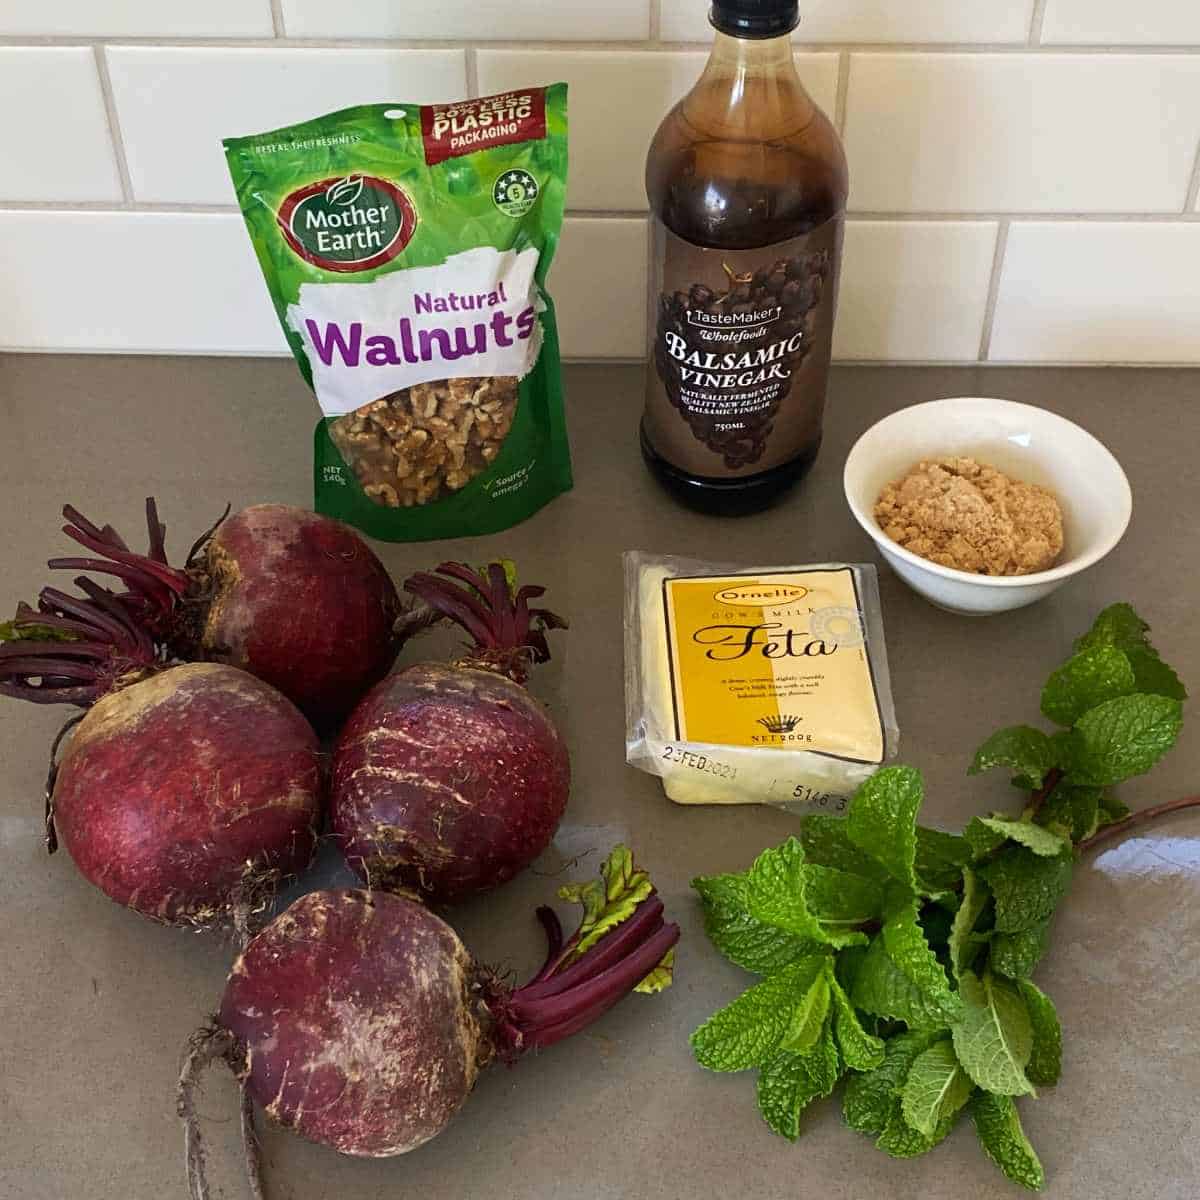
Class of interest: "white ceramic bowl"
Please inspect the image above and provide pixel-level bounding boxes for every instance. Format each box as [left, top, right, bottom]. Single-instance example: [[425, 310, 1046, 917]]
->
[[843, 397, 1132, 616]]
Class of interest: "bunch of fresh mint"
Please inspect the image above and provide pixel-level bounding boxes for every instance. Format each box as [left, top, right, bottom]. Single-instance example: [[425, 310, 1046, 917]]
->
[[690, 604, 1188, 1190]]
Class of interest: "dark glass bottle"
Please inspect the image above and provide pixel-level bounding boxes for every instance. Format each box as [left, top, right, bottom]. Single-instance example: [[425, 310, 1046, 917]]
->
[[642, 0, 849, 515]]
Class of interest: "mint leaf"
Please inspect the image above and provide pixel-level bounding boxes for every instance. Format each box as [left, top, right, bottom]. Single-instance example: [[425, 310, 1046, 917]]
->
[[843, 1029, 944, 1135], [1037, 785, 1102, 843], [851, 934, 954, 1030], [1074, 602, 1149, 655], [1124, 645, 1187, 702], [692, 873, 818, 975], [970, 726, 1058, 784], [1097, 791, 1132, 826], [800, 814, 888, 878], [990, 920, 1051, 980], [977, 816, 1069, 859], [949, 867, 989, 979], [756, 1029, 841, 1140], [691, 955, 828, 1072], [901, 1040, 975, 1138], [972, 1092, 1046, 1191], [803, 864, 886, 929], [876, 1106, 958, 1158], [952, 971, 1034, 1097], [1041, 645, 1136, 727], [1069, 693, 1183, 786], [846, 766, 922, 892], [1019, 981, 1062, 1088], [827, 967, 885, 1071], [881, 891, 964, 1024], [964, 816, 1008, 860], [914, 827, 971, 894], [979, 848, 1073, 934], [743, 838, 827, 943], [779, 974, 831, 1054]]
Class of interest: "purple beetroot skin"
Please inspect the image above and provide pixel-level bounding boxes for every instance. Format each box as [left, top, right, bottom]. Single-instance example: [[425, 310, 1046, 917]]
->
[[31, 499, 408, 728], [1, 580, 323, 927], [184, 852, 678, 1187], [331, 561, 570, 904]]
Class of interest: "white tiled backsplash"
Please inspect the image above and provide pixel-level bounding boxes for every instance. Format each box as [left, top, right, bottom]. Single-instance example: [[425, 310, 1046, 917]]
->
[[3, 1, 1200, 365]]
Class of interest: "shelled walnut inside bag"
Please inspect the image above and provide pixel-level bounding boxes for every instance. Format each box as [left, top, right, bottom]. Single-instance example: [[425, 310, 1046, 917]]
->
[[329, 376, 518, 508]]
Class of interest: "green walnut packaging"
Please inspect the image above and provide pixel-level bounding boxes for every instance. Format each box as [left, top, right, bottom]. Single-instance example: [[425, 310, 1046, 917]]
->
[[224, 85, 572, 541]]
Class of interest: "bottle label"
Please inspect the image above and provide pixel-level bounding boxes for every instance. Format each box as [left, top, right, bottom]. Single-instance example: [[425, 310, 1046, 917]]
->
[[644, 215, 842, 477]]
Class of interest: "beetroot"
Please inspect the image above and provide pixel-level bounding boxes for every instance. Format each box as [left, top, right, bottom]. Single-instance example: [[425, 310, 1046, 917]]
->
[[180, 848, 679, 1187], [36, 499, 412, 727], [331, 561, 569, 902], [1, 587, 321, 926]]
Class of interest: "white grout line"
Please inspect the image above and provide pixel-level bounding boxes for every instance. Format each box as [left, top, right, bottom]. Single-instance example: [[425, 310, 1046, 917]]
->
[[1028, 0, 1050, 47], [6, 35, 1200, 54], [92, 45, 135, 207], [834, 50, 851, 134], [7, 203, 1200, 227], [649, 0, 662, 43], [977, 219, 1011, 362], [465, 46, 480, 98], [1185, 141, 1200, 214], [269, 0, 286, 38]]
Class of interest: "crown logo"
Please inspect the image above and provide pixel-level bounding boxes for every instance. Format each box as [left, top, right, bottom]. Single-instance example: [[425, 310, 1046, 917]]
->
[[757, 714, 801, 734]]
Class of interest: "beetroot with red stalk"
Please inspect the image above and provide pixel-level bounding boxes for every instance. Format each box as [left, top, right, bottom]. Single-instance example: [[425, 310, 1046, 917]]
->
[[330, 561, 569, 903], [0, 584, 322, 927], [179, 847, 679, 1189], [40, 499, 410, 727]]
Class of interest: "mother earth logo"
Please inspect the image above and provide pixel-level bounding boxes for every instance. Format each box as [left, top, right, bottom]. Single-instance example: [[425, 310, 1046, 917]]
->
[[279, 175, 417, 273]]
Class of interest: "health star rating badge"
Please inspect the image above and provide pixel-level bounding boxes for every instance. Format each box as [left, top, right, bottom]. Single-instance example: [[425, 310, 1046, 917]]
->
[[493, 169, 539, 217]]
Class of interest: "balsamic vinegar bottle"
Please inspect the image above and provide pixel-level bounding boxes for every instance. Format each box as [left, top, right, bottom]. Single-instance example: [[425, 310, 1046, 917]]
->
[[642, 0, 849, 514]]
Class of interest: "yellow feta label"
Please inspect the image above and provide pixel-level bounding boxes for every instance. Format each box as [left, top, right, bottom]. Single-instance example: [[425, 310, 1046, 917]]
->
[[661, 569, 884, 763]]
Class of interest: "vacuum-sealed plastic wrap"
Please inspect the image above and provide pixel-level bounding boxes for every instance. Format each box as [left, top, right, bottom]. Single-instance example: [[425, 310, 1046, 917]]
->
[[624, 552, 898, 810]]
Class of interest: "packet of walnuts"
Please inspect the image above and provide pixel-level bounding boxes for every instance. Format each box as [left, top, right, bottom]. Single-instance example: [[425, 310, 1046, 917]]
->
[[224, 86, 572, 540]]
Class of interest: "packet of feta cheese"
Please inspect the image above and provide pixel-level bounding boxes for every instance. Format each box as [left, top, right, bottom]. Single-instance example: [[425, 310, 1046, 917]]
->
[[224, 85, 571, 542], [624, 553, 899, 811]]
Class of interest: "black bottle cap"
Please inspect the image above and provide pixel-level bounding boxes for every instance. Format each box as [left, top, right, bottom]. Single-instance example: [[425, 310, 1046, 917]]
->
[[710, 1, 800, 38]]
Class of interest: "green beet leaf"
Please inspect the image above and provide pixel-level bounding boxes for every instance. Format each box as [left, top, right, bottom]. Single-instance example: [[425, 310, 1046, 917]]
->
[[949, 867, 989, 979], [952, 971, 1034, 1097], [979, 848, 1073, 934], [972, 1092, 1046, 1191], [827, 965, 885, 1071], [756, 1026, 841, 1141], [691, 955, 828, 1072], [851, 935, 954, 1030], [1068, 693, 1183, 786], [977, 816, 1069, 859], [692, 872, 819, 975], [969, 725, 1059, 785], [1041, 645, 1136, 727], [914, 826, 972, 895], [845, 766, 923, 892], [558, 845, 653, 958], [843, 1029, 946, 1136], [900, 1040, 975, 1138], [1019, 980, 1062, 1088], [881, 890, 964, 1023], [990, 919, 1051, 980], [778, 974, 831, 1054]]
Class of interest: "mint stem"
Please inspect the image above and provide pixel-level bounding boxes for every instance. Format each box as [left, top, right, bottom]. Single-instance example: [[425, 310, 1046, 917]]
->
[[1029, 767, 1064, 819], [1079, 794, 1200, 854]]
